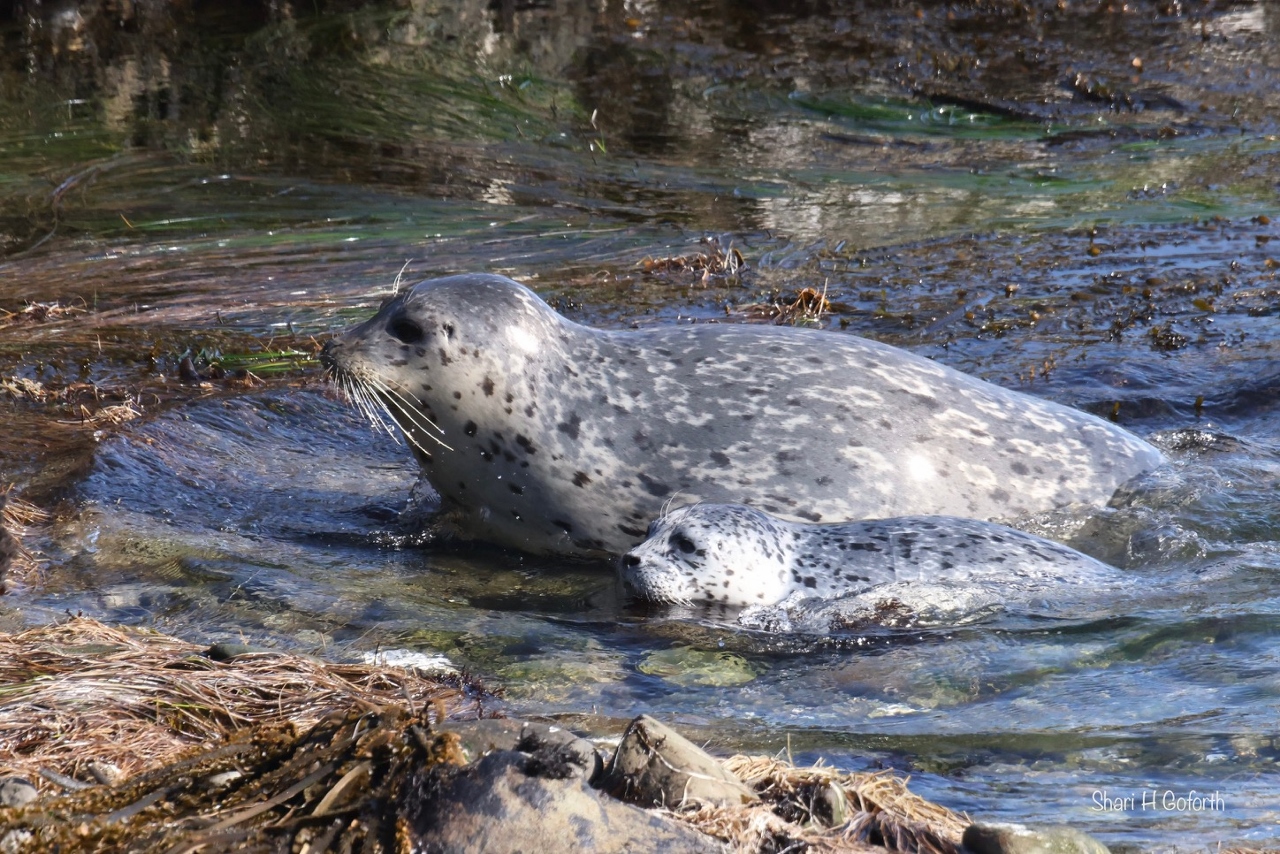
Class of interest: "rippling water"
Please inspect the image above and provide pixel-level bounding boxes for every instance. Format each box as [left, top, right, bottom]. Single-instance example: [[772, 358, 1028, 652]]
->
[[4, 1, 1280, 848]]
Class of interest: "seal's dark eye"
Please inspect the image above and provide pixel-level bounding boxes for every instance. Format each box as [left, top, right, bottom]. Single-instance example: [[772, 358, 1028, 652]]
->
[[388, 316, 424, 344], [670, 533, 697, 554]]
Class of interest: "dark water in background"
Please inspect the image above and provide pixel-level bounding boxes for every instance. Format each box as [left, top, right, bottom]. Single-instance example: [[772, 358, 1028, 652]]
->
[[3, 1, 1280, 848]]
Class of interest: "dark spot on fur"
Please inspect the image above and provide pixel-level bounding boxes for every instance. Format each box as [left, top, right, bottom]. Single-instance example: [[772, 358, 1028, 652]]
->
[[525, 404, 536, 417], [464, 421, 477, 436], [1010, 461, 1029, 476], [508, 483, 524, 495], [991, 488, 1011, 503], [573, 471, 592, 487], [709, 451, 731, 467], [637, 473, 671, 497], [803, 577, 817, 588], [797, 510, 822, 522], [452, 391, 462, 400], [516, 434, 536, 454], [481, 376, 495, 396], [438, 349, 452, 365], [558, 414, 581, 440]]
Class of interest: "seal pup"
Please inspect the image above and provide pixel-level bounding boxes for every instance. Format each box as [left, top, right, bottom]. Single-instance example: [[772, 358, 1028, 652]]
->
[[322, 273, 1163, 557], [619, 503, 1116, 607]]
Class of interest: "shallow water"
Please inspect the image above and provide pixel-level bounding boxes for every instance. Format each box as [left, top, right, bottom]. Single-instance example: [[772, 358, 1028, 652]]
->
[[4, 1, 1280, 849]]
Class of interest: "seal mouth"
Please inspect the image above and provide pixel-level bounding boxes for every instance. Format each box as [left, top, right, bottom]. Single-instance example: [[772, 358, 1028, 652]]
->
[[323, 345, 452, 453]]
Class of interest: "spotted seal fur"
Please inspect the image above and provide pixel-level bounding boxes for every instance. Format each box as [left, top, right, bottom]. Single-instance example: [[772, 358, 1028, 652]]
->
[[321, 273, 1163, 557], [620, 503, 1116, 607]]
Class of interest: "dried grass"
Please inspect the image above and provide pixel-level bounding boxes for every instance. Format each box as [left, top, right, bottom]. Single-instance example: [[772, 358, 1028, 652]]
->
[[0, 300, 88, 327], [0, 617, 490, 793], [734, 284, 833, 325], [0, 489, 48, 588], [641, 236, 746, 282], [56, 395, 144, 426], [668, 754, 968, 854]]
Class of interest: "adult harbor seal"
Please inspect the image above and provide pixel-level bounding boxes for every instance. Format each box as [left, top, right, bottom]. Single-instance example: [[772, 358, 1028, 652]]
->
[[619, 503, 1115, 607], [322, 274, 1164, 558]]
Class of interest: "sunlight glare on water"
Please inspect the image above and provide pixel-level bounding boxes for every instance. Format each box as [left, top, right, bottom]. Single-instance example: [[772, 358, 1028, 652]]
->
[[4, 1, 1280, 848]]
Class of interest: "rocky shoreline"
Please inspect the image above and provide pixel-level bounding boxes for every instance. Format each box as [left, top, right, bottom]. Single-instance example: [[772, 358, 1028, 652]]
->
[[0, 617, 1134, 854]]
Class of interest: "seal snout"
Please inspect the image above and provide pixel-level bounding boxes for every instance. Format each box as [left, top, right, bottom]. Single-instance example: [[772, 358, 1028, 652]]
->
[[319, 338, 340, 372], [618, 552, 648, 601]]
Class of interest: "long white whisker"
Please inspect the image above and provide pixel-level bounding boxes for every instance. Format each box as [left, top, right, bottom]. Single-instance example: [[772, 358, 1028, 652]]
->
[[351, 382, 401, 443], [368, 377, 446, 436], [368, 377, 454, 452], [368, 378, 441, 438]]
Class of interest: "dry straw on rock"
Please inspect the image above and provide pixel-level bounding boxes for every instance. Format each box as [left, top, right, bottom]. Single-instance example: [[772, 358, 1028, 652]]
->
[[0, 617, 489, 791], [672, 753, 968, 854]]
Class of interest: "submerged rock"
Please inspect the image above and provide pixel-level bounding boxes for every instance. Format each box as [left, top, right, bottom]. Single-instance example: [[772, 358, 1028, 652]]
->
[[437, 718, 604, 783], [963, 822, 1111, 854]]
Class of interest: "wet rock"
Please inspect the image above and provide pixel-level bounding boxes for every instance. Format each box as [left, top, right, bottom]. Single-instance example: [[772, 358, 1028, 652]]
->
[[437, 718, 604, 783], [963, 822, 1111, 854], [603, 715, 757, 808], [204, 642, 260, 661], [0, 777, 38, 809], [402, 749, 722, 853]]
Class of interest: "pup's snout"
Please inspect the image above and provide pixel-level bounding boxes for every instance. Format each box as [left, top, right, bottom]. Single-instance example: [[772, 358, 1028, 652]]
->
[[319, 338, 341, 371]]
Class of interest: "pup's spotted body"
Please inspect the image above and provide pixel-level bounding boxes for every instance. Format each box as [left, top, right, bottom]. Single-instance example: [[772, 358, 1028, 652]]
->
[[620, 504, 1115, 606], [322, 274, 1163, 557]]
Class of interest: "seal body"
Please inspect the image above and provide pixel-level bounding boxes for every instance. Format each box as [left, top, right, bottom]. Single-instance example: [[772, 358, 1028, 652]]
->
[[322, 274, 1163, 557], [620, 503, 1116, 607]]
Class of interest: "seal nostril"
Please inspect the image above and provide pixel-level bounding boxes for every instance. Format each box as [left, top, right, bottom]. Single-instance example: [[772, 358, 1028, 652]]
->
[[622, 554, 641, 568]]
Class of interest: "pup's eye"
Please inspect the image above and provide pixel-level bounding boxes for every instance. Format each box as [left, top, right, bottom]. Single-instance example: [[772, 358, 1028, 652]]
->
[[388, 316, 424, 344], [670, 533, 696, 554]]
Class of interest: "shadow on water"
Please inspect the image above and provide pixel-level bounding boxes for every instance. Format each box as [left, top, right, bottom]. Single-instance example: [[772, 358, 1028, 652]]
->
[[4, 0, 1280, 848]]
